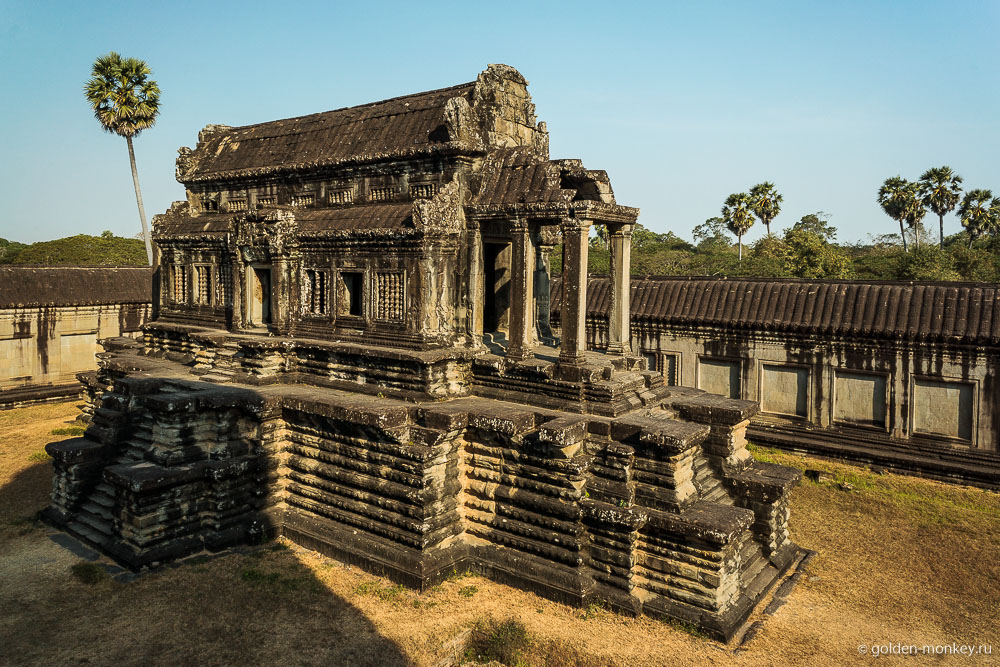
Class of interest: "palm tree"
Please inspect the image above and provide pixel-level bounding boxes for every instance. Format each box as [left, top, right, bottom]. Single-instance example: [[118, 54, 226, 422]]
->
[[749, 182, 783, 237], [918, 166, 963, 249], [721, 192, 755, 261], [958, 189, 995, 248], [877, 176, 917, 252], [84, 53, 160, 266], [902, 191, 927, 250]]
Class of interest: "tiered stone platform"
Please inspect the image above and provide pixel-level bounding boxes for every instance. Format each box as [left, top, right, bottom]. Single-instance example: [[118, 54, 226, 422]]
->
[[48, 336, 801, 641]]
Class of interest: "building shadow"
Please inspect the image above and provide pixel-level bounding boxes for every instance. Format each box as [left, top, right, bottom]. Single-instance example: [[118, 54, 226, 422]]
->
[[0, 462, 417, 667]]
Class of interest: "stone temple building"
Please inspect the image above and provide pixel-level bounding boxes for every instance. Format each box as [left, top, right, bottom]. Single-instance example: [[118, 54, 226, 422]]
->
[[46, 65, 802, 640]]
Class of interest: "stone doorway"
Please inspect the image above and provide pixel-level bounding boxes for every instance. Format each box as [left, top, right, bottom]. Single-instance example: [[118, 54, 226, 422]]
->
[[248, 266, 271, 326], [482, 241, 510, 337]]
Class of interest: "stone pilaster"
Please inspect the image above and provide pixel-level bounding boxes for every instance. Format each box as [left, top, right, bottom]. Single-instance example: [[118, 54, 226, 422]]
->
[[607, 224, 633, 355], [506, 219, 535, 361], [559, 218, 590, 366]]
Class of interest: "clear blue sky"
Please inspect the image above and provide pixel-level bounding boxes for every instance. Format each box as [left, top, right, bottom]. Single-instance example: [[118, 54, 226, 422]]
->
[[1, 0, 998, 245]]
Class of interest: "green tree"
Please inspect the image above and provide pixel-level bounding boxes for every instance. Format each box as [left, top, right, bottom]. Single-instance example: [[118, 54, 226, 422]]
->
[[957, 189, 995, 248], [918, 166, 963, 249], [749, 182, 783, 237], [895, 245, 960, 281], [692, 217, 731, 252], [747, 236, 793, 277], [791, 212, 837, 242], [0, 238, 27, 264], [783, 227, 851, 279], [721, 193, 755, 261], [877, 176, 918, 252], [84, 53, 160, 266]]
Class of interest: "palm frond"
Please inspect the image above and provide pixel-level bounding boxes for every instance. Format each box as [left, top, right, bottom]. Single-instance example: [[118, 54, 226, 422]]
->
[[83, 52, 160, 138]]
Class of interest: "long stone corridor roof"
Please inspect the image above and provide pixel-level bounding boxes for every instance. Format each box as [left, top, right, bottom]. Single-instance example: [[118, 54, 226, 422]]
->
[[0, 266, 152, 308], [552, 276, 1000, 345]]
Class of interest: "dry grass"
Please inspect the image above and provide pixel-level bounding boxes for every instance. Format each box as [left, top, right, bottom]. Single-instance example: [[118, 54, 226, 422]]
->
[[1, 402, 998, 666]]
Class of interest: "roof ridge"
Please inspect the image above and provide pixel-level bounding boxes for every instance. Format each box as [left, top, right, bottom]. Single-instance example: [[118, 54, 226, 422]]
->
[[621, 274, 1000, 289]]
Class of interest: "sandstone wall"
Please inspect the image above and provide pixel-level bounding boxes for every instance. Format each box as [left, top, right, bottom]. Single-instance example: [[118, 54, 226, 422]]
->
[[0, 267, 153, 408]]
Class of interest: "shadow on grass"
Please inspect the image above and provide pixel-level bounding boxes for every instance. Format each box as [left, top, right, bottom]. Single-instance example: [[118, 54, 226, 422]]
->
[[0, 460, 415, 666]]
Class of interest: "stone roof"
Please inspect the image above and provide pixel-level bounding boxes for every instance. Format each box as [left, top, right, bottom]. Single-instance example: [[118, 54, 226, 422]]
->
[[472, 148, 573, 206], [552, 276, 1000, 345], [0, 266, 152, 308], [178, 82, 477, 184]]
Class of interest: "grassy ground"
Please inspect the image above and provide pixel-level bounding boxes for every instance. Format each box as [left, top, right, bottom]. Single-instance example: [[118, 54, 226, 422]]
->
[[1, 402, 998, 666]]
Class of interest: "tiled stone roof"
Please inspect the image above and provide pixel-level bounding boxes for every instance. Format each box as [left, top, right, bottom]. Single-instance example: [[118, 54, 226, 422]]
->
[[552, 276, 1000, 344], [472, 148, 572, 206], [0, 266, 152, 308], [179, 83, 476, 183]]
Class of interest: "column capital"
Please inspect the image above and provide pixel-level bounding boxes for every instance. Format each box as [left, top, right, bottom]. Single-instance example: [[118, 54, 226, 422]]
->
[[510, 217, 529, 233], [607, 222, 635, 238], [561, 217, 591, 233]]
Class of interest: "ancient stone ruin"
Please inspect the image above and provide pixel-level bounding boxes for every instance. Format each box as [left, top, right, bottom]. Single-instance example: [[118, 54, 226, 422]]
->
[[45, 65, 802, 640]]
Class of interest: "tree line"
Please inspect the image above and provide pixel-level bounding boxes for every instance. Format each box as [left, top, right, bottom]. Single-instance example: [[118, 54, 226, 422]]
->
[[575, 168, 1000, 283], [0, 232, 147, 266]]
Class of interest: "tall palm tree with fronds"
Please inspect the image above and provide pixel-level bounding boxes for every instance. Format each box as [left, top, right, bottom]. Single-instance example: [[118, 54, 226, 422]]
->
[[84, 53, 160, 265], [918, 166, 963, 249], [958, 189, 995, 248], [877, 176, 916, 252], [722, 192, 755, 261], [749, 182, 783, 237]]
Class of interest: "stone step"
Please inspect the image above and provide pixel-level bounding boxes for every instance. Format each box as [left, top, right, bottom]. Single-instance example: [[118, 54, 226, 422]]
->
[[76, 505, 113, 531], [79, 500, 113, 520], [71, 512, 114, 543], [87, 490, 115, 510], [67, 520, 111, 547]]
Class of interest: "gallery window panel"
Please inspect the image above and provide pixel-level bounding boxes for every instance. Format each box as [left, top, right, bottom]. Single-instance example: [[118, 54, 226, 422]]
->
[[912, 377, 974, 441], [698, 358, 739, 399], [834, 371, 887, 428], [760, 364, 809, 418]]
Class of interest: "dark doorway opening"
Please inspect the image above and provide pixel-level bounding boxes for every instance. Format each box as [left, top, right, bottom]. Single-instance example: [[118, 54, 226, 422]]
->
[[339, 271, 363, 317], [249, 267, 271, 326], [483, 242, 510, 334]]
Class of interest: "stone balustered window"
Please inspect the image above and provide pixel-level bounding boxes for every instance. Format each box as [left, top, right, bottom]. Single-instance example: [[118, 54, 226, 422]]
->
[[373, 272, 404, 321], [303, 269, 329, 315], [195, 266, 212, 305], [217, 264, 232, 306], [410, 183, 437, 199], [201, 199, 219, 212], [173, 265, 188, 303], [369, 187, 394, 202], [329, 189, 354, 204], [227, 199, 247, 212], [291, 194, 315, 207], [257, 196, 276, 206]]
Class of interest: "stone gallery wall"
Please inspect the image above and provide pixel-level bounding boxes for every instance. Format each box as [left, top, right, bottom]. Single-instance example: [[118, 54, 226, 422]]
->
[[555, 276, 1000, 489], [0, 267, 153, 407]]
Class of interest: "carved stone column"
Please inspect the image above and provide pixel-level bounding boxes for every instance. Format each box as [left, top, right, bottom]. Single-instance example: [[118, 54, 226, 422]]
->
[[607, 223, 633, 355], [558, 217, 590, 365], [467, 221, 484, 341], [506, 219, 535, 360]]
